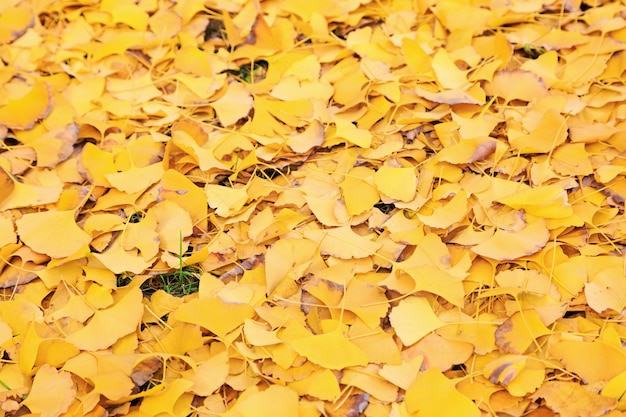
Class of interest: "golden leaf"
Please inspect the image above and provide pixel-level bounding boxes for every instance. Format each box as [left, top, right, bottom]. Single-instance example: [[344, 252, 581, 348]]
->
[[16, 211, 91, 258], [21, 365, 76, 417]]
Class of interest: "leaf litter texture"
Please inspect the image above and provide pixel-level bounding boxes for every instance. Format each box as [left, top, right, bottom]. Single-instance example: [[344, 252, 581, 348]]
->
[[0, 0, 626, 416]]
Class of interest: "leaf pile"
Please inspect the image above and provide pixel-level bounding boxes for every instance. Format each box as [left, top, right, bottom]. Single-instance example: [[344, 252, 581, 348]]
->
[[1, 0, 626, 416]]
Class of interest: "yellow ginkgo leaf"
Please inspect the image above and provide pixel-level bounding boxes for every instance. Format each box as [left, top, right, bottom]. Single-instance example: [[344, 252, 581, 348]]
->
[[374, 166, 416, 202], [417, 190, 468, 229], [532, 381, 617, 417], [305, 225, 382, 259], [405, 367, 480, 417], [173, 297, 255, 339], [16, 210, 91, 258], [331, 118, 372, 148], [151, 200, 193, 254], [183, 350, 229, 396], [21, 365, 76, 417], [483, 354, 545, 396], [492, 70, 547, 102], [0, 82, 51, 130], [471, 218, 550, 261], [340, 167, 379, 216], [139, 378, 194, 416], [389, 296, 445, 346], [0, 5, 34, 44], [286, 120, 325, 153], [288, 368, 340, 401], [290, 329, 368, 370], [105, 163, 164, 194], [66, 287, 143, 350], [206, 184, 248, 217], [236, 385, 300, 417], [494, 310, 551, 354], [210, 82, 253, 126], [107, 73, 162, 104], [550, 339, 626, 384], [498, 184, 572, 218], [432, 49, 469, 89]]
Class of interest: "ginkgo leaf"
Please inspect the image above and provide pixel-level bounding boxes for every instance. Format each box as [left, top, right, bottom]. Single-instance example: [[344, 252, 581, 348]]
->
[[152, 200, 193, 254], [66, 287, 143, 350], [390, 296, 445, 346], [471, 218, 550, 261], [290, 329, 368, 370], [236, 385, 300, 417], [206, 184, 248, 217], [495, 310, 551, 354], [173, 297, 255, 339], [0, 5, 34, 44], [288, 368, 340, 401], [107, 73, 161, 104], [374, 166, 417, 202], [210, 82, 253, 126], [492, 70, 547, 102], [498, 185, 572, 218], [16, 210, 91, 258], [183, 350, 229, 396], [21, 364, 76, 417], [331, 118, 372, 148], [483, 354, 545, 396], [286, 120, 325, 153], [550, 340, 626, 383], [0, 82, 51, 130], [105, 163, 164, 194], [305, 225, 382, 259], [405, 367, 480, 417], [139, 378, 194, 416], [532, 381, 617, 417]]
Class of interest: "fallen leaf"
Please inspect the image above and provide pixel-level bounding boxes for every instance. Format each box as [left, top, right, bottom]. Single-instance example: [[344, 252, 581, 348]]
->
[[0, 82, 51, 130], [21, 364, 76, 417], [405, 367, 480, 417], [16, 210, 91, 258], [532, 381, 617, 417]]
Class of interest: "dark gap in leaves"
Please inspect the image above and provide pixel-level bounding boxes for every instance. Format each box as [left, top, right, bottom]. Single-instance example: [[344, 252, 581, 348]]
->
[[451, 363, 467, 372], [204, 17, 225, 41], [217, 176, 233, 187], [2, 137, 20, 147], [374, 201, 395, 214], [140, 265, 202, 298], [224, 60, 268, 83], [127, 212, 144, 223], [563, 310, 585, 319], [116, 273, 132, 288], [520, 44, 546, 59]]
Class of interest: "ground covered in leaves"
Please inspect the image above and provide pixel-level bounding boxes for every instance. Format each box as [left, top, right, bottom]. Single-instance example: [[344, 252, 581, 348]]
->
[[1, 0, 626, 416]]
